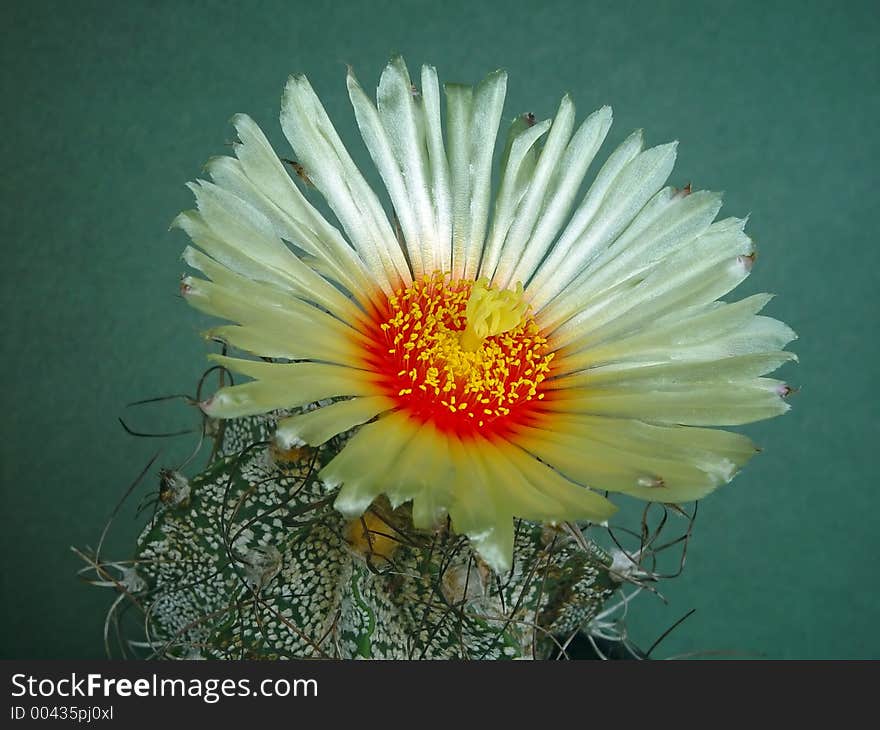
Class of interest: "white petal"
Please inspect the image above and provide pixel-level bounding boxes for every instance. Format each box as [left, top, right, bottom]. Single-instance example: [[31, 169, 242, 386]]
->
[[536, 141, 677, 309], [275, 396, 396, 447], [174, 208, 295, 293], [549, 351, 797, 391], [377, 58, 438, 275], [543, 377, 790, 426], [347, 63, 427, 277], [382, 421, 455, 528], [541, 189, 726, 342], [281, 74, 411, 293], [201, 355, 379, 418], [202, 324, 356, 365], [176, 181, 318, 292], [504, 105, 613, 287], [511, 416, 758, 501], [546, 217, 754, 347], [480, 438, 617, 522], [420, 65, 453, 273], [555, 294, 796, 374], [479, 114, 551, 281], [181, 249, 367, 353], [208, 114, 373, 299], [491, 94, 576, 289], [445, 436, 513, 573], [445, 70, 507, 280], [574, 190, 723, 304], [205, 155, 363, 298], [322, 411, 417, 515], [179, 199, 364, 323], [527, 129, 644, 305]]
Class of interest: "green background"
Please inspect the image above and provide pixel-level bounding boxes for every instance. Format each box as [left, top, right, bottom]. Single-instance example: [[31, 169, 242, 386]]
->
[[1, 0, 877, 659]]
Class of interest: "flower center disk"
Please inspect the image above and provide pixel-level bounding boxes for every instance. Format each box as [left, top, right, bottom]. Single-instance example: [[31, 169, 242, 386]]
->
[[367, 273, 554, 437]]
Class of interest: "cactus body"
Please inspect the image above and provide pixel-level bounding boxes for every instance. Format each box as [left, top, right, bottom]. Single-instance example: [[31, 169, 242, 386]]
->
[[135, 413, 618, 659]]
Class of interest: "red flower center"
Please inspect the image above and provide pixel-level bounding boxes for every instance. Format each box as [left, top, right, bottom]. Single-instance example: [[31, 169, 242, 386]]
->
[[362, 274, 555, 438]]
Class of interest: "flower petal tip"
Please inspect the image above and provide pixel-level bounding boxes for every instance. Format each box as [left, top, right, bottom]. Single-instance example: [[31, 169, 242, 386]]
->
[[637, 475, 666, 490], [332, 490, 371, 519], [737, 252, 757, 272], [274, 429, 307, 451]]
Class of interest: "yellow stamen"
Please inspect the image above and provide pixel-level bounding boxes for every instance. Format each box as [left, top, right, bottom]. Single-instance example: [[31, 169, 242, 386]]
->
[[374, 273, 553, 433], [459, 278, 528, 352]]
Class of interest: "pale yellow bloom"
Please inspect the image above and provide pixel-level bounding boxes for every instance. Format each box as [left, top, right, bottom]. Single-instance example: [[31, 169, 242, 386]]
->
[[175, 58, 796, 572]]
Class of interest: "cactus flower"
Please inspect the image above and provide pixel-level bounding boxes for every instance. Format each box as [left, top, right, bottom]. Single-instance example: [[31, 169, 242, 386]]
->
[[175, 58, 796, 573]]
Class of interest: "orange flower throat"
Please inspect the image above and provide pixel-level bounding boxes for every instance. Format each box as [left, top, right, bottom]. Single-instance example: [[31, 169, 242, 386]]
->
[[364, 273, 555, 437]]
